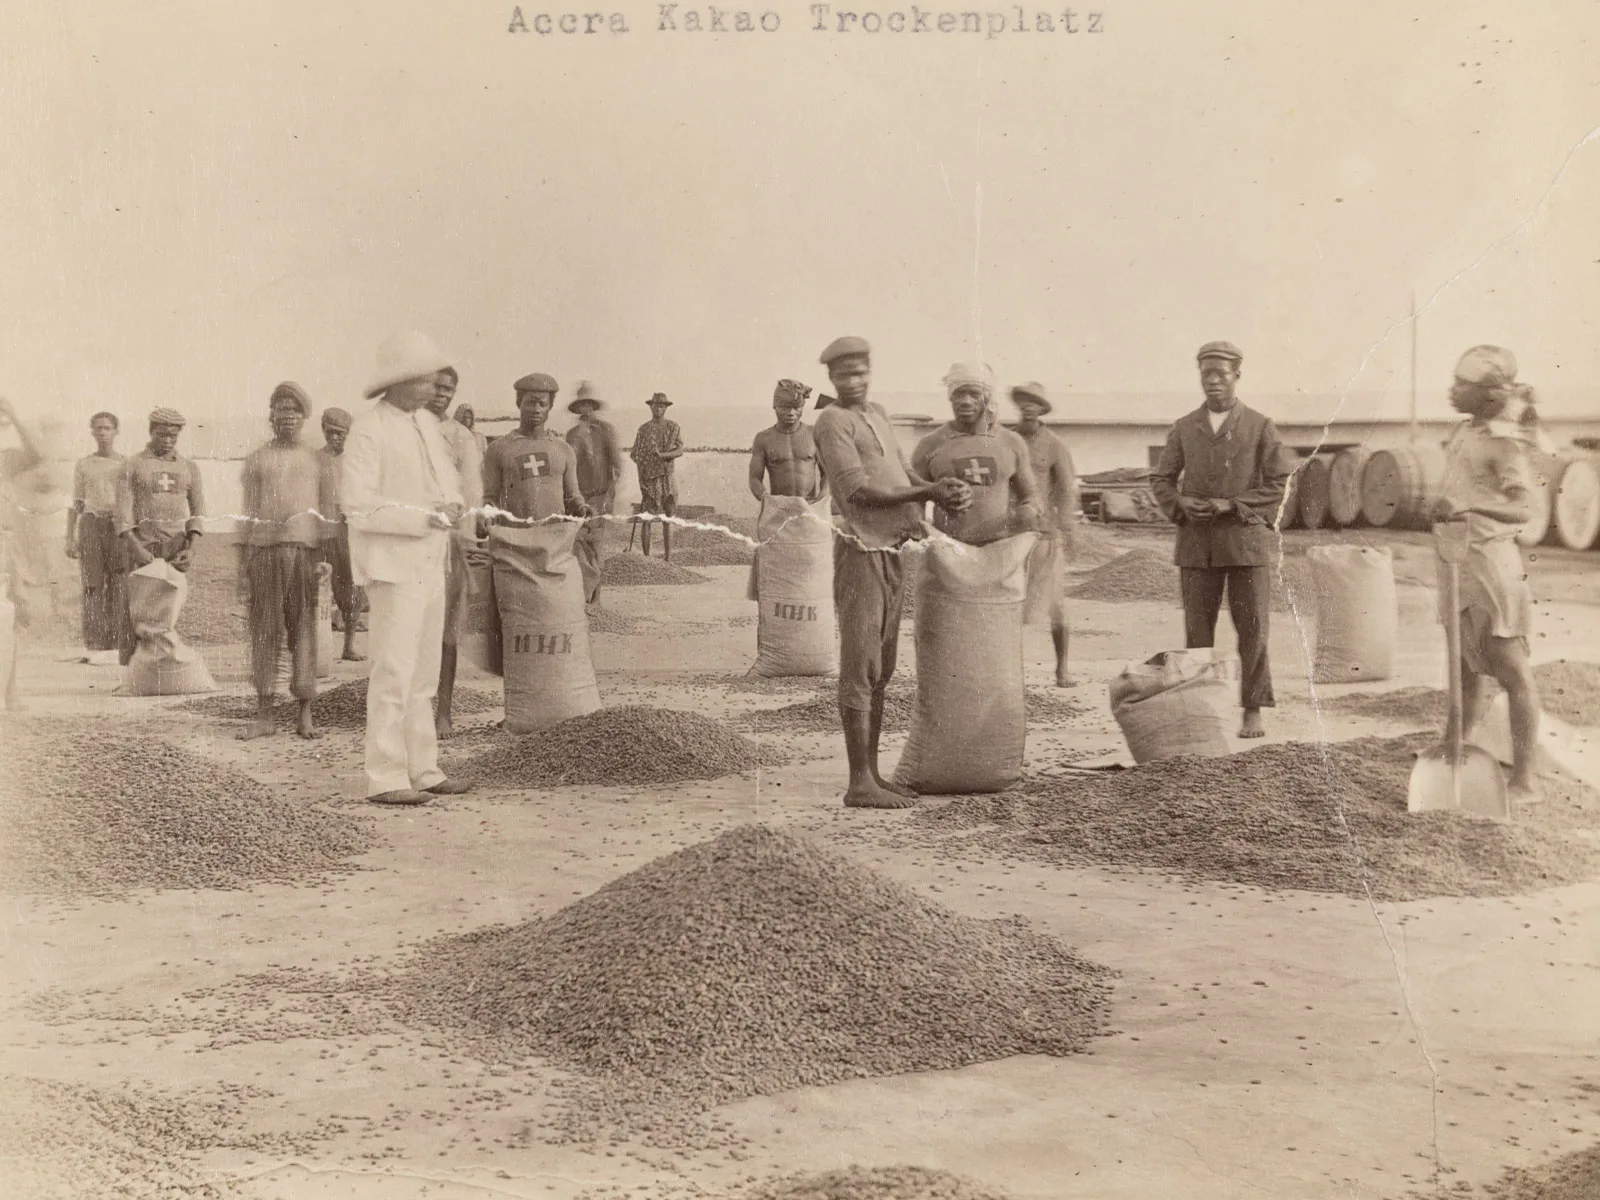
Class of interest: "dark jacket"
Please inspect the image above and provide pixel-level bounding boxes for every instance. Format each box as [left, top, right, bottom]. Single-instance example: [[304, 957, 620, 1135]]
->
[[1150, 402, 1295, 568]]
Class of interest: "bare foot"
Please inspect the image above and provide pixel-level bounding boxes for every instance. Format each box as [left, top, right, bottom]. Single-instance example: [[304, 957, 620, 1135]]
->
[[237, 718, 277, 741], [340, 646, 366, 662], [844, 779, 918, 809], [435, 718, 454, 740], [1055, 674, 1077, 689], [1239, 709, 1266, 739], [874, 773, 918, 799]]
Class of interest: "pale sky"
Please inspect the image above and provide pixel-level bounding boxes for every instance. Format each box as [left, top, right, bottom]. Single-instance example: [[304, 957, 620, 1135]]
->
[[3, 0, 1596, 450]]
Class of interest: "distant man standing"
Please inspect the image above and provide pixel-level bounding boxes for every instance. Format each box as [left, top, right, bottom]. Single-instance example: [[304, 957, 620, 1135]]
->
[[482, 374, 590, 524], [237, 382, 337, 741], [1007, 383, 1078, 687], [318, 407, 364, 662], [912, 363, 1039, 547], [565, 381, 623, 605], [114, 407, 205, 666], [1150, 342, 1293, 738], [813, 336, 970, 810], [343, 332, 471, 807], [630, 393, 683, 561], [0, 396, 43, 708], [453, 403, 489, 458], [427, 366, 484, 740], [66, 411, 127, 664]]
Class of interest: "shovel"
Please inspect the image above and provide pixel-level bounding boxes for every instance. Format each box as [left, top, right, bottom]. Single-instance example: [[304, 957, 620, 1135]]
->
[[1406, 519, 1509, 820]]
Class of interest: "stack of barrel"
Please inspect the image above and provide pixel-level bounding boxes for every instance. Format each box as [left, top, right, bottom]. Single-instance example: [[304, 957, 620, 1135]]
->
[[1290, 439, 1600, 551]]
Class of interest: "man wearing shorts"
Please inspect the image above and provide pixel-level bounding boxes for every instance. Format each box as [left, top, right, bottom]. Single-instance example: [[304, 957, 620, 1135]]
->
[[1433, 345, 1545, 803], [630, 392, 682, 561], [813, 335, 969, 810], [1006, 382, 1078, 686]]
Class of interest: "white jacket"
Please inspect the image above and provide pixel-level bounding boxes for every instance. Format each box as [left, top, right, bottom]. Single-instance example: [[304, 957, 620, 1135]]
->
[[342, 400, 464, 586]]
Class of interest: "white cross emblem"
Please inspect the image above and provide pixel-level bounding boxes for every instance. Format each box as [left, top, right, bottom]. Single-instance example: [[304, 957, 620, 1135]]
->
[[153, 471, 179, 494], [519, 453, 549, 478], [958, 458, 994, 486]]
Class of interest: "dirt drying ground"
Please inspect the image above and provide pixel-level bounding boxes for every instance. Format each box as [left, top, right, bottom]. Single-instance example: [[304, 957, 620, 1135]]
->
[[3, 531, 1599, 1200]]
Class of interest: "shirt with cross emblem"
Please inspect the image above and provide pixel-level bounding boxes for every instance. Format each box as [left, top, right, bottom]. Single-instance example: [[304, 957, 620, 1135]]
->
[[115, 447, 205, 542], [911, 423, 1037, 546], [482, 430, 582, 522]]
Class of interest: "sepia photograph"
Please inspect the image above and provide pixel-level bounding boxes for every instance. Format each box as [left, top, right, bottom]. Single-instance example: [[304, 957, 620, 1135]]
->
[[1, 0, 1598, 1197]]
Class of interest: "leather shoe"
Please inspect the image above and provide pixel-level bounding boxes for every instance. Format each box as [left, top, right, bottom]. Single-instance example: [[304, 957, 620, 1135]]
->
[[368, 789, 430, 806], [423, 777, 472, 795]]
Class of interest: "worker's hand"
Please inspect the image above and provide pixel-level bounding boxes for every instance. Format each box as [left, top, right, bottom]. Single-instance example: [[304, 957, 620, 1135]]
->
[[1178, 495, 1212, 522], [129, 542, 156, 568], [930, 478, 970, 513], [64, 539, 79, 560], [569, 499, 593, 519], [1208, 498, 1234, 515], [171, 545, 193, 573], [1430, 497, 1461, 523]]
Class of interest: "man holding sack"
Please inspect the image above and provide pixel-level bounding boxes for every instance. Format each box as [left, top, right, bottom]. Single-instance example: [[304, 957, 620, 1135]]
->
[[343, 332, 471, 807], [114, 407, 205, 666]]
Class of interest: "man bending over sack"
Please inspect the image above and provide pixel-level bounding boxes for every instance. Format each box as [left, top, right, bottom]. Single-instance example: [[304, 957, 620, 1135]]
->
[[114, 407, 205, 666], [813, 336, 970, 810], [237, 382, 338, 740], [1150, 341, 1293, 739], [1433, 345, 1546, 804]]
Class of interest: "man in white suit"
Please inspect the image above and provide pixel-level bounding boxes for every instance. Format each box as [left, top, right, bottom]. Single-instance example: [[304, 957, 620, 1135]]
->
[[342, 332, 473, 806]]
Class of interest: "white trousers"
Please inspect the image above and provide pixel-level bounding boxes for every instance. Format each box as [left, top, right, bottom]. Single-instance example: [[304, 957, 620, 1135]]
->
[[364, 575, 447, 796]]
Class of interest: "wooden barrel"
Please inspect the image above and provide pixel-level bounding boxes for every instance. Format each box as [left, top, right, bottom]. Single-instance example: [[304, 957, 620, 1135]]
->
[[1360, 444, 1448, 530], [1327, 447, 1371, 528], [1516, 452, 1555, 548], [1297, 453, 1333, 529], [1274, 459, 1304, 530], [1547, 454, 1600, 551]]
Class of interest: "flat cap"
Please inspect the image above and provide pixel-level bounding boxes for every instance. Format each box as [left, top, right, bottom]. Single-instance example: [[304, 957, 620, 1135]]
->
[[1010, 381, 1052, 412], [149, 406, 186, 427], [320, 407, 353, 431], [819, 336, 871, 366], [514, 372, 559, 395], [269, 381, 312, 417], [1196, 341, 1243, 365]]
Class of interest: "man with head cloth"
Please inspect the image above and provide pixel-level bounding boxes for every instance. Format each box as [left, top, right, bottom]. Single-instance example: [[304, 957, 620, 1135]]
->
[[565, 381, 623, 605], [746, 378, 827, 601], [318, 406, 365, 662], [1432, 345, 1546, 802], [1006, 382, 1079, 687], [812, 336, 970, 809], [1150, 342, 1294, 738], [114, 406, 206, 666], [342, 332, 472, 806], [237, 382, 338, 741], [912, 363, 1039, 546], [66, 410, 127, 663]]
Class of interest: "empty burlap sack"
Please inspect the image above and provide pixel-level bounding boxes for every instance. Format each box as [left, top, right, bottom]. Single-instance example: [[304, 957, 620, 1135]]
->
[[123, 559, 216, 696]]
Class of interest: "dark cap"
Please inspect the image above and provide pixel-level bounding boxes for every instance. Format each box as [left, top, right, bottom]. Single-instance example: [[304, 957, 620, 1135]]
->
[[1196, 341, 1243, 366], [819, 336, 871, 366], [514, 372, 559, 395], [648, 392, 672, 407], [321, 407, 353, 431], [774, 379, 812, 406]]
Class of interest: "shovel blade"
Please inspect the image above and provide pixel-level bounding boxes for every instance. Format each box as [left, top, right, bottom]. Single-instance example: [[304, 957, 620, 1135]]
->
[[1407, 744, 1510, 819]]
